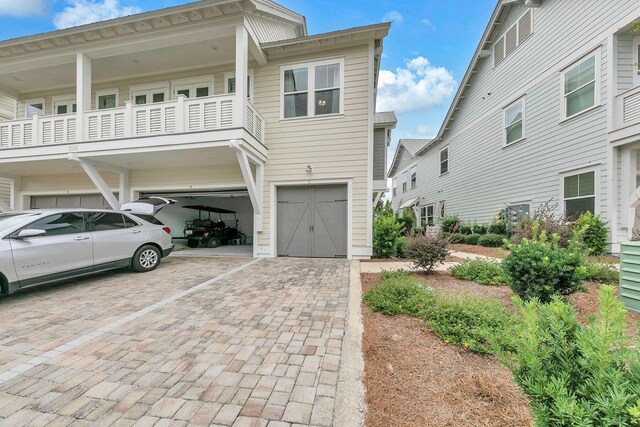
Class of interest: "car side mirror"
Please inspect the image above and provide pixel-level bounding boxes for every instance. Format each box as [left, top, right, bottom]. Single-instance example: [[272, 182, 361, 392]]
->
[[15, 229, 47, 239]]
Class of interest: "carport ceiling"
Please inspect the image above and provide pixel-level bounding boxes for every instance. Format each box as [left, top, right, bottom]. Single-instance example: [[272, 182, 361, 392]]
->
[[142, 190, 248, 198]]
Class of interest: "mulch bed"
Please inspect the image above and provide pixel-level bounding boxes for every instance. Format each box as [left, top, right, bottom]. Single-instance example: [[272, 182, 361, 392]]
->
[[361, 271, 640, 426], [449, 244, 508, 258]]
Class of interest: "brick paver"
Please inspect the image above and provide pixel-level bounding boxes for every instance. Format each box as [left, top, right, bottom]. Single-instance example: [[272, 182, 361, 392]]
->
[[0, 257, 350, 426]]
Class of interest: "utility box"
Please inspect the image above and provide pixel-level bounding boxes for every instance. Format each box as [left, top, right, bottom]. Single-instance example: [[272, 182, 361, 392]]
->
[[619, 242, 640, 313]]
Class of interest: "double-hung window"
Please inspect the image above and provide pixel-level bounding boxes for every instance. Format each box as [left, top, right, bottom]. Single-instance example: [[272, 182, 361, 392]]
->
[[562, 53, 599, 119], [504, 98, 525, 144], [563, 170, 596, 218], [440, 147, 449, 175], [282, 59, 343, 119], [401, 171, 408, 193], [410, 165, 417, 189]]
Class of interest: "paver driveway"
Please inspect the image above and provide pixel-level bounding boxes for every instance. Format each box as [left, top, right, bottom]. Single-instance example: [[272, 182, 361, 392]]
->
[[0, 256, 351, 426]]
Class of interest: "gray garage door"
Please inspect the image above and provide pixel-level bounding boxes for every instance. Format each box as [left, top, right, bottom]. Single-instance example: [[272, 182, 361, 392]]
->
[[31, 194, 116, 209], [277, 185, 347, 258]]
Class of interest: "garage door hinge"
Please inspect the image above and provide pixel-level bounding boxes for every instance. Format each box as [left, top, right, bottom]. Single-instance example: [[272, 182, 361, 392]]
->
[[335, 199, 347, 202]]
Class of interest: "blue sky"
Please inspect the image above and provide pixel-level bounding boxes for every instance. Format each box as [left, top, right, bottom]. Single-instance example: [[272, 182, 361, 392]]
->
[[0, 0, 496, 150]]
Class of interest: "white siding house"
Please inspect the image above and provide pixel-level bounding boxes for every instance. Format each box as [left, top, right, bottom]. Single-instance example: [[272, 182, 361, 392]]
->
[[390, 0, 640, 253], [0, 0, 391, 259]]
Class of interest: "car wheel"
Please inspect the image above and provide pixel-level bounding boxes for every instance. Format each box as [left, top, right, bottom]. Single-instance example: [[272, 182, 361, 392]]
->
[[206, 238, 221, 248], [132, 245, 161, 272], [187, 240, 199, 248]]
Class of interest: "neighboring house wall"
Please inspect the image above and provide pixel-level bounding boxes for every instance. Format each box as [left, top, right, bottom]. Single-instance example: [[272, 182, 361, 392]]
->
[[0, 178, 10, 207], [373, 128, 386, 180], [404, 1, 637, 239], [390, 146, 418, 211]]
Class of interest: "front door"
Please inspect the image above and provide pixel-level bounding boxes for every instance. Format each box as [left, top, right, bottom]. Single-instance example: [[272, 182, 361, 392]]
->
[[277, 185, 347, 258], [9, 212, 93, 286]]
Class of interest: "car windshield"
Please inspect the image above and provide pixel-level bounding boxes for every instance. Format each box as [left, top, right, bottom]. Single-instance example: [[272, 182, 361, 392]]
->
[[130, 214, 164, 225], [0, 213, 39, 234]]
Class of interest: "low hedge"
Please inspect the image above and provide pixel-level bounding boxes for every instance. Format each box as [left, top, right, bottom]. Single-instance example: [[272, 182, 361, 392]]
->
[[478, 233, 507, 248], [462, 234, 480, 245]]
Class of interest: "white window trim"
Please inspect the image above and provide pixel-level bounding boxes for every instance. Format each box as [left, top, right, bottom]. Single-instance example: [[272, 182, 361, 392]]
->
[[171, 75, 214, 100], [503, 96, 526, 146], [560, 49, 601, 122], [129, 81, 170, 104], [23, 98, 45, 118], [439, 146, 449, 176], [633, 36, 640, 87], [52, 94, 76, 116], [422, 204, 435, 227], [439, 200, 446, 219], [95, 89, 119, 110], [493, 10, 534, 68], [559, 165, 600, 216], [280, 57, 345, 121], [224, 69, 254, 100]]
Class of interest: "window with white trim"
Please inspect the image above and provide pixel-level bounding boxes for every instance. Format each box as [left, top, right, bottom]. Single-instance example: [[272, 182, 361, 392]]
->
[[562, 53, 598, 119], [420, 204, 434, 228], [130, 83, 169, 105], [24, 99, 45, 118], [439, 201, 446, 219], [401, 171, 408, 193], [282, 59, 343, 119], [96, 89, 118, 110], [440, 147, 449, 175], [172, 76, 213, 99], [563, 170, 596, 218], [410, 165, 417, 189], [494, 10, 533, 67], [504, 98, 525, 145], [54, 100, 76, 115], [224, 70, 254, 100]]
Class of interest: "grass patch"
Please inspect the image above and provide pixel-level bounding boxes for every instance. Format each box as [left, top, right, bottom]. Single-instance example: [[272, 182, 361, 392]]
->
[[363, 270, 434, 316], [450, 259, 508, 286]]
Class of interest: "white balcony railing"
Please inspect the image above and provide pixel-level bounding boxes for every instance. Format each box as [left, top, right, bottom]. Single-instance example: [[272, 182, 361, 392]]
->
[[0, 93, 265, 149], [614, 86, 640, 131]]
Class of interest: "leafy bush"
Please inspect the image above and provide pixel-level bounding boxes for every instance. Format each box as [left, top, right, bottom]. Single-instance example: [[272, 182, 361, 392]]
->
[[427, 292, 514, 354], [363, 270, 434, 316], [582, 261, 619, 283], [404, 233, 450, 273], [478, 233, 507, 247], [502, 222, 585, 302], [397, 210, 415, 234], [441, 215, 460, 233], [575, 211, 609, 256], [472, 223, 488, 235], [489, 220, 508, 235], [462, 234, 480, 245], [511, 200, 574, 248], [373, 211, 405, 258], [449, 233, 465, 243], [450, 259, 508, 286], [459, 223, 473, 235], [499, 286, 640, 427]]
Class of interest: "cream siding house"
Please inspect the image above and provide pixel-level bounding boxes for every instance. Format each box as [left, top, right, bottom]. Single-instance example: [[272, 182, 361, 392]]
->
[[0, 0, 391, 259], [389, 0, 640, 253]]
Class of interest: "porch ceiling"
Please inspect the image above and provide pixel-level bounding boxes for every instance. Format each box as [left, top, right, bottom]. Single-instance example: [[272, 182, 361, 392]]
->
[[0, 146, 239, 176], [1, 37, 237, 96]]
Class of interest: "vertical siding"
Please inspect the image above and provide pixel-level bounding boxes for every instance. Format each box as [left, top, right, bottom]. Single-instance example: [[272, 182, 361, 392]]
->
[[373, 128, 386, 180]]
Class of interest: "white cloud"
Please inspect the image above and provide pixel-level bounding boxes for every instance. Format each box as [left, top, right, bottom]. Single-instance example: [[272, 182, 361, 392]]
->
[[382, 10, 403, 24], [53, 0, 141, 29], [0, 0, 48, 17], [377, 56, 456, 114], [421, 18, 435, 30], [416, 124, 433, 135]]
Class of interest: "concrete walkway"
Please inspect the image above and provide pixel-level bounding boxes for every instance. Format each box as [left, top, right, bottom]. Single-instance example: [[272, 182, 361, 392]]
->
[[360, 251, 498, 274]]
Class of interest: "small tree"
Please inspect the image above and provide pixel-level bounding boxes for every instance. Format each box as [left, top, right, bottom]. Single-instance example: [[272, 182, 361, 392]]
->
[[575, 212, 608, 256], [373, 204, 405, 258], [404, 233, 450, 273]]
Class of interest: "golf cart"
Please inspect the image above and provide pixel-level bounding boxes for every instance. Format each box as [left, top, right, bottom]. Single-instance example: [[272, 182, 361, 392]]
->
[[183, 205, 246, 248]]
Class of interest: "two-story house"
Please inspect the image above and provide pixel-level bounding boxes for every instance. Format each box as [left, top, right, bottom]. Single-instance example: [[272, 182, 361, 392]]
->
[[0, 0, 393, 259], [389, 0, 640, 253]]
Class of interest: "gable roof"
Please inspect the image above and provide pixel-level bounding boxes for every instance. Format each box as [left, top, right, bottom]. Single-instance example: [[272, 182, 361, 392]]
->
[[387, 139, 431, 178], [416, 0, 542, 155]]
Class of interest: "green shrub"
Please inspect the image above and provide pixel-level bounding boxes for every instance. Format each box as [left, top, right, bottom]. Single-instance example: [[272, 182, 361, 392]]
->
[[489, 220, 508, 235], [575, 211, 609, 256], [427, 292, 514, 354], [472, 223, 488, 235], [398, 210, 415, 234], [363, 270, 434, 316], [478, 233, 507, 247], [404, 233, 450, 273], [441, 215, 460, 233], [448, 233, 465, 244], [502, 222, 585, 302], [462, 234, 480, 245], [373, 212, 405, 258], [459, 223, 473, 235], [450, 259, 508, 286], [499, 286, 640, 427], [582, 261, 619, 283]]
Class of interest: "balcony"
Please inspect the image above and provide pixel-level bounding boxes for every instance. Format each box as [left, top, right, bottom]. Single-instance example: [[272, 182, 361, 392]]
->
[[611, 86, 640, 143], [0, 95, 265, 150]]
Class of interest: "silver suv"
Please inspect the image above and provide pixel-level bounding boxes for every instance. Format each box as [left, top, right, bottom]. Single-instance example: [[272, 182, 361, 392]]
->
[[0, 209, 174, 295]]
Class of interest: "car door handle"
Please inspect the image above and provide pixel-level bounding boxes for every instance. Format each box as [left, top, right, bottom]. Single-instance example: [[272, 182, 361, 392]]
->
[[74, 236, 90, 241], [131, 229, 142, 234]]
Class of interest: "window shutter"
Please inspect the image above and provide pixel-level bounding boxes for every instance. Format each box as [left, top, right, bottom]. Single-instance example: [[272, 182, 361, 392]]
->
[[494, 37, 505, 66], [505, 26, 518, 55], [518, 10, 533, 43]]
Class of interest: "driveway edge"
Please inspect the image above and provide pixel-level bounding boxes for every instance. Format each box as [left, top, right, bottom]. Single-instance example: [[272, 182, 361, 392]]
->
[[334, 260, 366, 426]]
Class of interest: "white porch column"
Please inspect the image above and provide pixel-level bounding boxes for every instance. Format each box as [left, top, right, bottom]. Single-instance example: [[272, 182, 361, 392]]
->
[[10, 176, 21, 210], [234, 25, 249, 128], [76, 53, 92, 142]]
